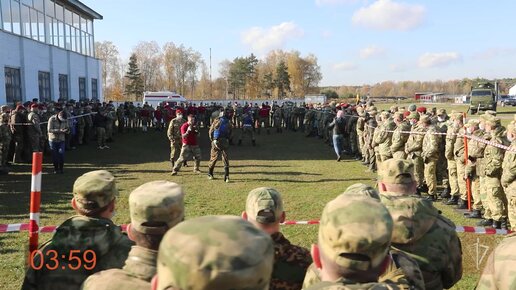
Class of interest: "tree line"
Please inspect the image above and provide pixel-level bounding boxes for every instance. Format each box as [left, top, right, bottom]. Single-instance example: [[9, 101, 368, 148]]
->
[[95, 41, 322, 102]]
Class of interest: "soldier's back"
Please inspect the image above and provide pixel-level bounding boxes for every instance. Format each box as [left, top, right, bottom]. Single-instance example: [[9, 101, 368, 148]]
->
[[81, 268, 150, 290], [270, 232, 312, 290], [477, 233, 516, 290], [22, 215, 133, 290]]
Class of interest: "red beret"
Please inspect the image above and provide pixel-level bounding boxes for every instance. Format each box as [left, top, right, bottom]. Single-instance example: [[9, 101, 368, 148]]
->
[[31, 103, 38, 109], [416, 107, 427, 113], [16, 105, 25, 111], [176, 109, 182, 114]]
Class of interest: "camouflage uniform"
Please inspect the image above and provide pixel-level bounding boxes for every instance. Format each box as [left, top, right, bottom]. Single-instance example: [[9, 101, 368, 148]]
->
[[453, 126, 467, 202], [464, 120, 484, 214], [155, 215, 274, 290], [445, 116, 460, 199], [378, 159, 463, 290], [365, 110, 378, 171], [82, 181, 185, 290], [356, 109, 366, 158], [372, 112, 395, 165], [167, 116, 186, 167], [482, 116, 508, 226], [390, 117, 411, 159], [501, 123, 516, 230], [27, 110, 42, 152], [10, 107, 27, 163], [105, 108, 116, 140], [307, 195, 412, 290], [208, 116, 232, 181], [421, 118, 440, 198], [477, 233, 516, 290], [405, 119, 425, 187], [434, 111, 449, 188], [23, 170, 133, 290], [245, 187, 312, 290]]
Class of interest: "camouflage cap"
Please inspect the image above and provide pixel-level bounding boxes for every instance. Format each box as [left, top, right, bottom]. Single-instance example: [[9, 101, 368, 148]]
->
[[368, 110, 378, 116], [73, 170, 118, 210], [389, 105, 398, 112], [245, 187, 284, 224], [484, 110, 497, 116], [367, 106, 377, 112], [408, 104, 417, 112], [341, 183, 380, 200], [129, 181, 185, 235], [156, 215, 274, 290], [393, 112, 404, 120], [318, 196, 393, 271], [377, 159, 415, 185], [464, 119, 480, 128], [380, 111, 390, 119], [437, 108, 447, 116], [453, 113, 464, 122], [483, 114, 501, 127], [419, 115, 431, 124], [407, 112, 419, 120]]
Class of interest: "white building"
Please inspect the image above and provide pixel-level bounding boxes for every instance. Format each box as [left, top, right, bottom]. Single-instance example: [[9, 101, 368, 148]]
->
[[509, 84, 516, 96], [0, 0, 102, 105]]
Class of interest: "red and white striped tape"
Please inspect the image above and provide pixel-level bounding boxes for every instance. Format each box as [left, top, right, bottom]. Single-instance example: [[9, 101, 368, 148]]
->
[[0, 221, 512, 235]]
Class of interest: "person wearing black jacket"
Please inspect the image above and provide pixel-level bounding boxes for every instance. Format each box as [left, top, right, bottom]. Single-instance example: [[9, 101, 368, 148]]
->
[[328, 110, 347, 161], [94, 109, 109, 149]]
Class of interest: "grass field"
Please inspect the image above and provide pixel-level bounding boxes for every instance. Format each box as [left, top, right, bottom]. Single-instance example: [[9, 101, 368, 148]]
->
[[1, 103, 515, 290]]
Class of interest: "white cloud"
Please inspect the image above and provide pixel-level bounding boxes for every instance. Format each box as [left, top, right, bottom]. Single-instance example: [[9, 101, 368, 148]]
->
[[352, 0, 426, 31], [321, 30, 333, 39], [241, 22, 304, 53], [316, 0, 358, 6], [359, 45, 385, 59], [418, 52, 462, 68], [333, 62, 358, 71]]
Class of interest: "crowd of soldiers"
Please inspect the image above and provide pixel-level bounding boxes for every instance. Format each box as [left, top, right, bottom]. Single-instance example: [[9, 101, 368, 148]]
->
[[308, 101, 516, 232], [20, 158, 515, 290]]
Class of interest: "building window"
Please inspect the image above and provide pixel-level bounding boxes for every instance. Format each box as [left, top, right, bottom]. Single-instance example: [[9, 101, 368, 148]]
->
[[91, 78, 98, 100], [5, 67, 22, 104], [38, 71, 51, 102], [59, 74, 68, 101], [79, 77, 86, 100]]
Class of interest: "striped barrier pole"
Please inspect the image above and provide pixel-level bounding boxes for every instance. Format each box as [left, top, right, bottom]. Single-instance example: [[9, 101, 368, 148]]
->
[[29, 152, 43, 254]]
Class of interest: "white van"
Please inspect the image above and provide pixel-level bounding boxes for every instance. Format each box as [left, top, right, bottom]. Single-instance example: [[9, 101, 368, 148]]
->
[[142, 91, 187, 108]]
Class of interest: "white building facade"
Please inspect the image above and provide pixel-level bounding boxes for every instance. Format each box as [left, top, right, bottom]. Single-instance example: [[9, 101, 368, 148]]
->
[[0, 0, 102, 105]]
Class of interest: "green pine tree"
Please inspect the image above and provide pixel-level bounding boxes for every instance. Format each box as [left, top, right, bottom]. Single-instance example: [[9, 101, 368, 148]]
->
[[125, 54, 144, 100], [275, 60, 291, 99]]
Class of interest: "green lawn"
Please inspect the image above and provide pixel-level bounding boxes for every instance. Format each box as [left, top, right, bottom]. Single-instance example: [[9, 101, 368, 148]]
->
[[0, 106, 513, 289]]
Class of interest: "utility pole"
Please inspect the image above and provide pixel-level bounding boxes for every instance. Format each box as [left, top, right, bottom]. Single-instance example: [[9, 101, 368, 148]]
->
[[209, 48, 212, 99]]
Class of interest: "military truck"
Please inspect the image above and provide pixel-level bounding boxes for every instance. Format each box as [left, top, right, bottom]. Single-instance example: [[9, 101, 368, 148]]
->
[[469, 82, 498, 114]]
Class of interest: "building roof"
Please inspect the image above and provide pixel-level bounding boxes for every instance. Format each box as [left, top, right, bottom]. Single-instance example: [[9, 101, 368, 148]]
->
[[61, 0, 103, 20]]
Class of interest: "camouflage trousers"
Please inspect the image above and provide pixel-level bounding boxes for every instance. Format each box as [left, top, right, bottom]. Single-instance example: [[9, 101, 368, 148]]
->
[[173, 145, 201, 172], [1, 139, 10, 166], [257, 117, 270, 133], [357, 132, 364, 155], [349, 131, 358, 154], [484, 176, 507, 221], [13, 134, 24, 163], [96, 127, 106, 147], [424, 158, 438, 196], [409, 155, 424, 187], [239, 126, 255, 143], [456, 159, 467, 200], [368, 146, 376, 171], [437, 154, 448, 186], [471, 176, 483, 210], [208, 139, 229, 171], [447, 160, 459, 196], [479, 176, 492, 219], [170, 140, 182, 163], [506, 182, 516, 231]]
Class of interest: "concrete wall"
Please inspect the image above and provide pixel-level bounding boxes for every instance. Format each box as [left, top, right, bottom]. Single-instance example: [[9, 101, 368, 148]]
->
[[0, 30, 103, 105]]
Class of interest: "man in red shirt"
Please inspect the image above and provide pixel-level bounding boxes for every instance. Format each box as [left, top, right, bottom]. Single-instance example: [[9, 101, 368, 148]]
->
[[171, 114, 202, 175], [258, 104, 271, 134]]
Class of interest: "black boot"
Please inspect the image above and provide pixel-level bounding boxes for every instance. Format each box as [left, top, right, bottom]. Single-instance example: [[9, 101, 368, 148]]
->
[[456, 199, 468, 209], [425, 195, 437, 201], [337, 155, 341, 162], [444, 196, 459, 205], [171, 160, 175, 172], [465, 210, 482, 219], [440, 186, 451, 199], [477, 218, 493, 227], [252, 140, 256, 146], [53, 163, 59, 174], [207, 167, 214, 180], [492, 220, 501, 229], [224, 167, 230, 183]]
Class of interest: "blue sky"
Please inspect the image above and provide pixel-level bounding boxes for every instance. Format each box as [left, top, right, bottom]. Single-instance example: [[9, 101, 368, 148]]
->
[[83, 0, 516, 86]]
